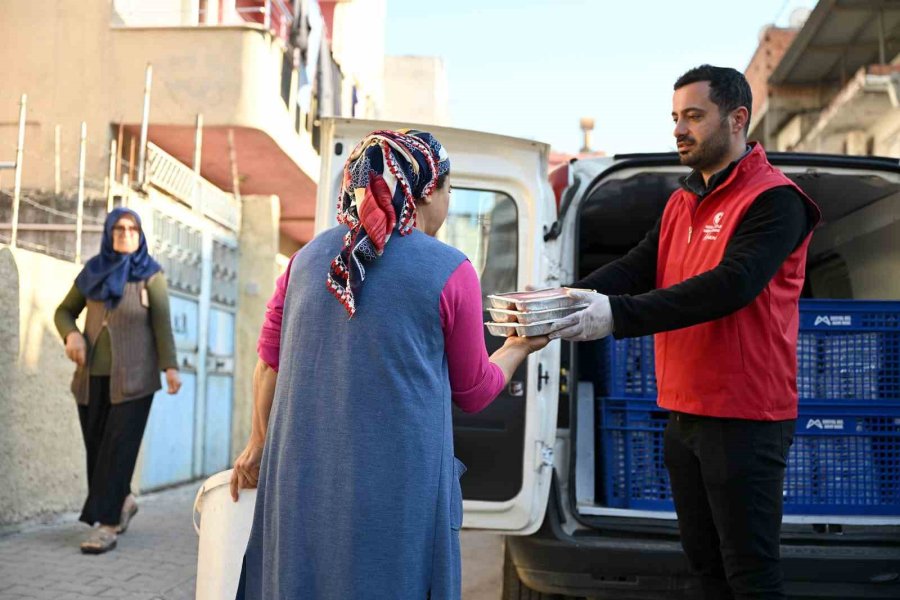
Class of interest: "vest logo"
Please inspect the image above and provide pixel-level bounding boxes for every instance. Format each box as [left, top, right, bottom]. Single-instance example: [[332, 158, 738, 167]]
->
[[813, 315, 852, 327], [806, 418, 845, 431], [702, 212, 725, 241]]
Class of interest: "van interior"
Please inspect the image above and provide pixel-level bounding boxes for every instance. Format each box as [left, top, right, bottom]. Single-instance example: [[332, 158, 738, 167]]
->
[[570, 158, 900, 533]]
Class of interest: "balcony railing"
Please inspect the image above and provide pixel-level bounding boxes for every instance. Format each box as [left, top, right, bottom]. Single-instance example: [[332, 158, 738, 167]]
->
[[145, 142, 241, 231], [231, 0, 294, 43], [146, 142, 195, 201], [199, 177, 241, 231], [115, 0, 296, 46]]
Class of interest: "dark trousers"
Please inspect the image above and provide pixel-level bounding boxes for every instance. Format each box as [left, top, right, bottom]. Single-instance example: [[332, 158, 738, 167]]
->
[[77, 376, 153, 527], [664, 412, 795, 600]]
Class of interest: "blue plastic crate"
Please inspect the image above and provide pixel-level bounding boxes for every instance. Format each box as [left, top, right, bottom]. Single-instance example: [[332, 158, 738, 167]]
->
[[600, 299, 900, 401], [597, 299, 900, 514], [599, 398, 900, 515], [600, 398, 670, 510], [600, 336, 658, 398], [797, 300, 900, 402]]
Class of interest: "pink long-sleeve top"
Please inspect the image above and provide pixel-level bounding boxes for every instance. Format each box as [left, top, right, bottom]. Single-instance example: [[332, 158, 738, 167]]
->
[[257, 254, 506, 413]]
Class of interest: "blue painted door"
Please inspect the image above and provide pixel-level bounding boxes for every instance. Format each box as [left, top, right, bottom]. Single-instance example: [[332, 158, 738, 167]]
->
[[204, 374, 233, 474], [139, 294, 199, 490], [140, 372, 197, 488], [203, 307, 235, 474]]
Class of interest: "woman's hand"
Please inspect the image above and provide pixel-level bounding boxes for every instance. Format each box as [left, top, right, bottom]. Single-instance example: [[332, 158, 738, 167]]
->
[[165, 368, 182, 394], [64, 332, 87, 367], [489, 334, 552, 385], [230, 359, 278, 501], [502, 334, 551, 354], [230, 442, 264, 501]]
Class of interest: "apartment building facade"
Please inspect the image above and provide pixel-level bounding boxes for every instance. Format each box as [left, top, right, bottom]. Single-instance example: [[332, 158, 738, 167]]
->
[[0, 0, 387, 525], [747, 0, 900, 157]]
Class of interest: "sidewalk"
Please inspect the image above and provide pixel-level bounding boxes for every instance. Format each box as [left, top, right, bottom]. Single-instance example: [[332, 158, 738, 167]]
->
[[0, 483, 503, 600], [0, 484, 198, 600]]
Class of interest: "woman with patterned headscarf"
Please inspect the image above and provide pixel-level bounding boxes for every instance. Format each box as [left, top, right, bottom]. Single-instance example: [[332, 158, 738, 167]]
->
[[231, 130, 548, 599], [54, 207, 181, 554]]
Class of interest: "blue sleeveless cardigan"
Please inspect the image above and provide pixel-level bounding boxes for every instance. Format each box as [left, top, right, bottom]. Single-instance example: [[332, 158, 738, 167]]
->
[[238, 226, 469, 599]]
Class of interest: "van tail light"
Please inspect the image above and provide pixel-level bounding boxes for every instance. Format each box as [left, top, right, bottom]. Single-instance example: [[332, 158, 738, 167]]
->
[[548, 162, 572, 215]]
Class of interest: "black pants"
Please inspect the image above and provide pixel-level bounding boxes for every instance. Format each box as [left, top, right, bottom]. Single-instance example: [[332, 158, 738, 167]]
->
[[664, 412, 795, 600], [77, 376, 153, 526]]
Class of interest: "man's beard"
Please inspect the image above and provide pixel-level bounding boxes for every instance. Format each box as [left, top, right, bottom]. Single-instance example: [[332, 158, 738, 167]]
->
[[677, 120, 731, 171]]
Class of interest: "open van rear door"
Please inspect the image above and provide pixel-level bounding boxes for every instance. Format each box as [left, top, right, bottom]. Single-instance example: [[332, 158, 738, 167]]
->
[[316, 118, 561, 535]]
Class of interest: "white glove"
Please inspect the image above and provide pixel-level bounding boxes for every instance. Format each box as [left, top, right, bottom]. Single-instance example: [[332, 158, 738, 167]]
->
[[548, 290, 614, 342]]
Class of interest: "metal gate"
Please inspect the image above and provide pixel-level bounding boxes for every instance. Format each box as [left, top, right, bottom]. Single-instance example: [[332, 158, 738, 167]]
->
[[138, 208, 238, 490], [202, 240, 238, 475]]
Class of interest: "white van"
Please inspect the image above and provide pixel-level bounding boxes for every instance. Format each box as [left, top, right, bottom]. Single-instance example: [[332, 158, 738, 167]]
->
[[315, 118, 900, 600]]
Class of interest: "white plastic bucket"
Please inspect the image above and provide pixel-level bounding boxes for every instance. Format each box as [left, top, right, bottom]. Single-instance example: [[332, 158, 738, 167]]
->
[[193, 469, 257, 600]]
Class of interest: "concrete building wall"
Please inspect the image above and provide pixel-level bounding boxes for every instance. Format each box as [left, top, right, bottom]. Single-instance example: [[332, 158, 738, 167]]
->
[[0, 0, 118, 193], [745, 26, 798, 122], [789, 89, 900, 156], [329, 0, 387, 118], [108, 26, 320, 181], [112, 0, 200, 26], [382, 56, 450, 126], [0, 1, 320, 199], [0, 186, 244, 525], [232, 195, 281, 458], [0, 247, 86, 526]]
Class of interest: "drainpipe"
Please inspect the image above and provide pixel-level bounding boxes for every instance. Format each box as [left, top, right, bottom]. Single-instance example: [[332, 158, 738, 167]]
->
[[137, 64, 152, 187], [76, 122, 86, 264], [107, 138, 117, 212], [9, 94, 26, 248], [194, 113, 204, 213], [54, 124, 61, 195]]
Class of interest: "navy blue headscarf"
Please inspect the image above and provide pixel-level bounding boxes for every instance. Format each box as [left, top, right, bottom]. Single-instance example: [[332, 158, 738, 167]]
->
[[75, 207, 161, 307]]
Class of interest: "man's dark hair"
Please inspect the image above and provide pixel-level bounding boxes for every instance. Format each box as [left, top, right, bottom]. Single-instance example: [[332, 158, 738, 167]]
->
[[674, 65, 753, 134]]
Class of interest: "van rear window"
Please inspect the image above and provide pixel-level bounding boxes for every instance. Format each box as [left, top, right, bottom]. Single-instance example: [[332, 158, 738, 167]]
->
[[437, 188, 518, 305]]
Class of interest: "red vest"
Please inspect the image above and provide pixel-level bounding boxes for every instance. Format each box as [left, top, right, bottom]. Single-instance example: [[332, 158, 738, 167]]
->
[[655, 143, 820, 420]]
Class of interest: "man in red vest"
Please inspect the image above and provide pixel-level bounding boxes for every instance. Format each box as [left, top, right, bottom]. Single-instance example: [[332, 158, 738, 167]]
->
[[550, 65, 820, 599]]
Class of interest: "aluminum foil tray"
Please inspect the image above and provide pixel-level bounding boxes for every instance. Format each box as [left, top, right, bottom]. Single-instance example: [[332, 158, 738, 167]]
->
[[486, 308, 521, 323], [488, 288, 590, 312], [514, 320, 560, 337], [485, 319, 566, 338], [487, 288, 567, 310], [515, 305, 586, 325], [514, 294, 584, 312], [487, 295, 523, 310], [485, 322, 518, 337]]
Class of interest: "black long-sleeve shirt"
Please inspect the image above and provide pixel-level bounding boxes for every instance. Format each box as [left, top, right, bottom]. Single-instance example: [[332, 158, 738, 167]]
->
[[572, 183, 814, 339]]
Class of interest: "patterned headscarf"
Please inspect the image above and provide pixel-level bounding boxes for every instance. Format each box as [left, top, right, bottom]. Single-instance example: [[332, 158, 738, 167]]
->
[[327, 129, 451, 317]]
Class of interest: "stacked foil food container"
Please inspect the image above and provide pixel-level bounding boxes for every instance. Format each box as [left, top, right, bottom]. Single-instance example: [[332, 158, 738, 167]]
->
[[485, 288, 588, 337]]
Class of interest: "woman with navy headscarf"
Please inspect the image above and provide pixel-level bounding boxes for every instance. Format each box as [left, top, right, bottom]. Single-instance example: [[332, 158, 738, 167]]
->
[[231, 130, 548, 599], [55, 207, 181, 554]]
